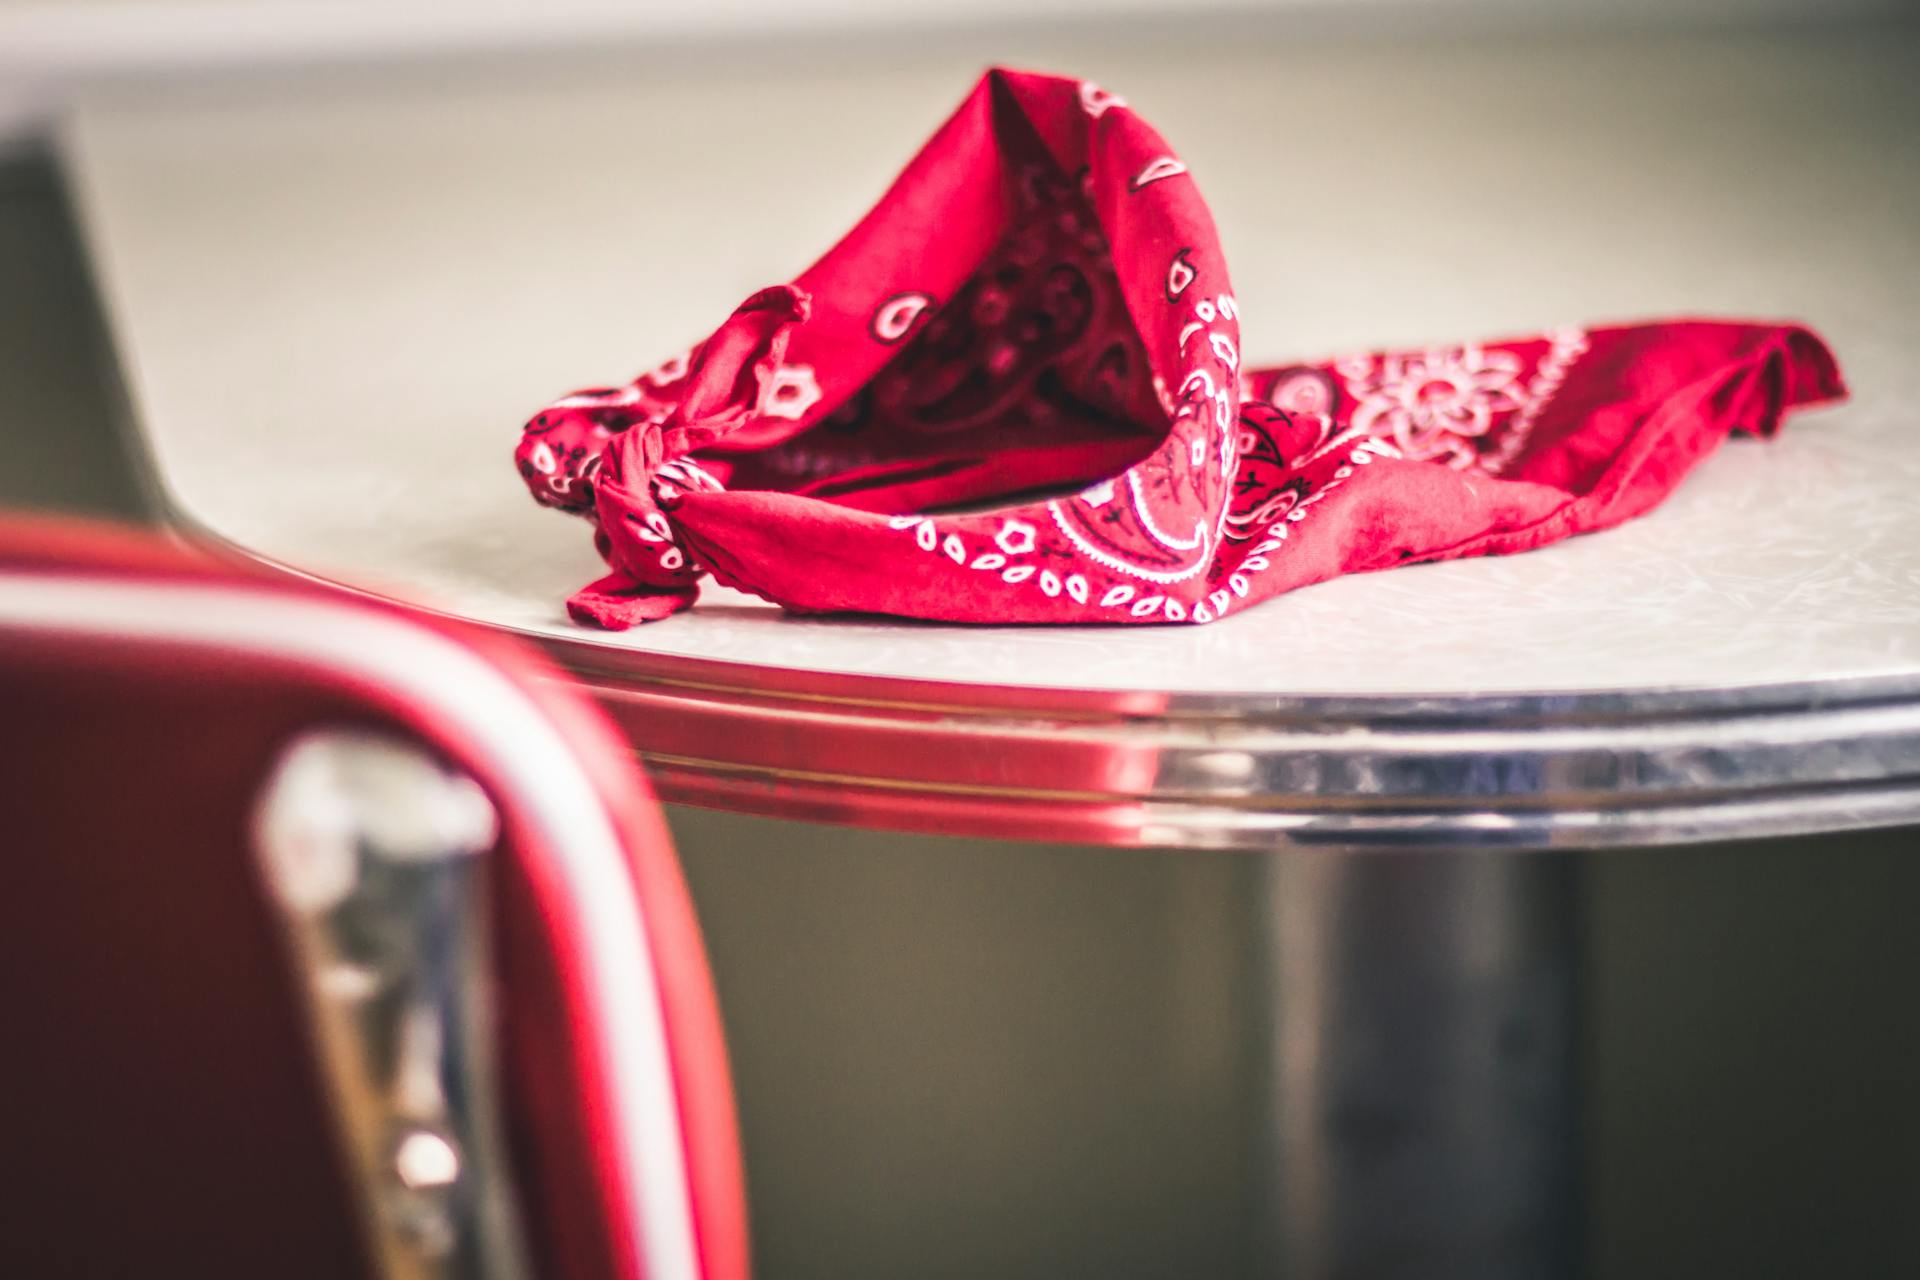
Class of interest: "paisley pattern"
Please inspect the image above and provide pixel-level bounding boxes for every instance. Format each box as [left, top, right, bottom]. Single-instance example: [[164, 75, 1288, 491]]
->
[[712, 158, 1162, 504], [1224, 400, 1335, 544], [1165, 248, 1196, 302], [870, 292, 934, 344], [1338, 344, 1528, 470], [513, 68, 1845, 631], [1129, 157, 1189, 191]]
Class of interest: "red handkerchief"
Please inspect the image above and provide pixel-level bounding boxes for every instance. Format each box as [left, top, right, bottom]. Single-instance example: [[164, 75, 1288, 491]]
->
[[515, 69, 1844, 629]]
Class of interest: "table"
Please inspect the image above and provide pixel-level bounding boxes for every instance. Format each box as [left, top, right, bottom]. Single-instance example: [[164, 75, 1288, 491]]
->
[[60, 20, 1920, 1277]]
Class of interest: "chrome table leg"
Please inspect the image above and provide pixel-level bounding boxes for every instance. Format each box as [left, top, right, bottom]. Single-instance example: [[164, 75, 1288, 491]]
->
[[1259, 850, 1583, 1278]]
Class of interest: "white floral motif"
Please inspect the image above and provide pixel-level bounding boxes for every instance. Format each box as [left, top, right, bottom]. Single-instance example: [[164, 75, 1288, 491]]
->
[[1341, 345, 1527, 470], [891, 503, 1212, 620], [996, 520, 1037, 556], [761, 364, 822, 421]]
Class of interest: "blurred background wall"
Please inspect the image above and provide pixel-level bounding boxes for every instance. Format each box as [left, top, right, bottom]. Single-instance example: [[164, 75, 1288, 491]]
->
[[0, 0, 1909, 150]]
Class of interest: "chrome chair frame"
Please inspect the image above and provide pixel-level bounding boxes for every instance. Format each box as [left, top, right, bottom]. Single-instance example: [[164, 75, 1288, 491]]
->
[[0, 570, 705, 1280]]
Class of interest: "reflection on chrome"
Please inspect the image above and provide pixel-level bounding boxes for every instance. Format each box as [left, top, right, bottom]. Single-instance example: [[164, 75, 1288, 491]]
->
[[255, 730, 527, 1280]]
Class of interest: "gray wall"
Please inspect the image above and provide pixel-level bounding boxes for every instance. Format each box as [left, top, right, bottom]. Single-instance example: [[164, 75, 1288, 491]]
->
[[665, 807, 1920, 1279]]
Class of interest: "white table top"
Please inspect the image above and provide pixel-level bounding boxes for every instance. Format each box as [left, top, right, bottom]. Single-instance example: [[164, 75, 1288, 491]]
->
[[62, 23, 1920, 698]]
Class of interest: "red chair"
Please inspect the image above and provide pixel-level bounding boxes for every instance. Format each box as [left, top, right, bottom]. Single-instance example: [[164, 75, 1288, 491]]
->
[[0, 515, 749, 1280]]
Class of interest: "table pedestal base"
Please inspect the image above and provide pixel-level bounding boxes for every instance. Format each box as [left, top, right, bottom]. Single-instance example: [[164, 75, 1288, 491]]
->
[[1259, 851, 1583, 1278]]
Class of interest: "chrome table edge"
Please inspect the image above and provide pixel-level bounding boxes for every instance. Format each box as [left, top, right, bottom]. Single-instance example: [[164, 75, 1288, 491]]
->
[[568, 658, 1920, 851], [147, 521, 1920, 852]]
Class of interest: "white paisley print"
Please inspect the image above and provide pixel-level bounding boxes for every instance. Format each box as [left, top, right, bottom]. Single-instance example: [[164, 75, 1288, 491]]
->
[[1338, 344, 1528, 470]]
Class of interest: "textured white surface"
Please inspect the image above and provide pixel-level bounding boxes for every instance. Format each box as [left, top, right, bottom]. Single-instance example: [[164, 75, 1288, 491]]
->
[[63, 25, 1920, 695]]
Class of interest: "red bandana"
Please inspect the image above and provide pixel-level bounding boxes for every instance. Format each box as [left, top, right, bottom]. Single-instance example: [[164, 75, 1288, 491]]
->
[[515, 69, 1844, 629]]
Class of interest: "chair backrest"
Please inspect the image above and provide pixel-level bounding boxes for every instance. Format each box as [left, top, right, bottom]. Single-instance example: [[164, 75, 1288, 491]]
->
[[0, 515, 749, 1280]]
